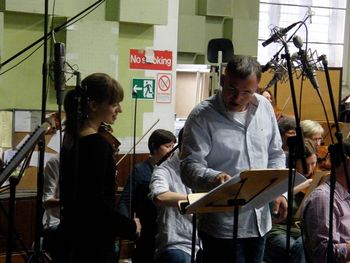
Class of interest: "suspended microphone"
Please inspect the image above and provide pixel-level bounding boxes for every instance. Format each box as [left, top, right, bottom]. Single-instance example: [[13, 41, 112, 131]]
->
[[54, 42, 66, 106], [317, 54, 327, 65], [263, 62, 287, 91], [307, 7, 314, 24], [261, 57, 279, 73], [292, 35, 320, 90], [262, 22, 299, 47]]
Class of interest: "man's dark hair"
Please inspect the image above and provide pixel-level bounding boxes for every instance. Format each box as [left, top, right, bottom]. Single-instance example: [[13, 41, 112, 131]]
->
[[278, 116, 296, 137], [225, 55, 262, 82], [148, 129, 176, 155]]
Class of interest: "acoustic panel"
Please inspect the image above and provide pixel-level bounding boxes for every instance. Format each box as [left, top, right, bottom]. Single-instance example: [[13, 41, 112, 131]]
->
[[260, 68, 342, 121]]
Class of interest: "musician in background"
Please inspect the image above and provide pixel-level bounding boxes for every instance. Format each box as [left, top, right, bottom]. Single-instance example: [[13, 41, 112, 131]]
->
[[278, 116, 297, 155], [150, 129, 200, 263], [118, 129, 176, 263], [258, 89, 274, 105], [181, 55, 286, 263], [300, 120, 324, 148], [60, 73, 141, 263], [302, 142, 350, 263], [264, 138, 317, 263], [42, 154, 60, 262]]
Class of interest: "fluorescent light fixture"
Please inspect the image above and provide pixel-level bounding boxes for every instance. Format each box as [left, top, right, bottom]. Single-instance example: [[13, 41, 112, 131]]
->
[[176, 64, 211, 73]]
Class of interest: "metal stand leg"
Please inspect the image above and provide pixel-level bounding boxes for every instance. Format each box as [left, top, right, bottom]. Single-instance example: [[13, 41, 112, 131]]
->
[[191, 213, 197, 263], [232, 204, 239, 263]]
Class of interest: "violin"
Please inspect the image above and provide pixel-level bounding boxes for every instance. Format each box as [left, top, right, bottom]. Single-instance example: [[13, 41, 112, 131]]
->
[[317, 145, 331, 171], [98, 123, 121, 158]]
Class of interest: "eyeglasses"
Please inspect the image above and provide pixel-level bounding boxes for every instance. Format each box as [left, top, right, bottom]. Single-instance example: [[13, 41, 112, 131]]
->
[[312, 137, 323, 143], [223, 86, 254, 98]]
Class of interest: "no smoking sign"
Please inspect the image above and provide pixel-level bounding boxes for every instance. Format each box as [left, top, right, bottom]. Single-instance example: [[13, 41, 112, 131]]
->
[[156, 73, 172, 103]]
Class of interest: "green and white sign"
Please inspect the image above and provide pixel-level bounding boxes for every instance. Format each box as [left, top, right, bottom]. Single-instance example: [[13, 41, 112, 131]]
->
[[132, 78, 155, 99]]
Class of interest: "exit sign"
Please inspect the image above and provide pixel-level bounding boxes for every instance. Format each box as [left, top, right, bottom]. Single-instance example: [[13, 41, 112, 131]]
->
[[132, 78, 155, 99]]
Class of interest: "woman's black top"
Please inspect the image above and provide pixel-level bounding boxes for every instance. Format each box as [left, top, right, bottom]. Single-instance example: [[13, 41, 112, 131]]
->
[[60, 133, 136, 262]]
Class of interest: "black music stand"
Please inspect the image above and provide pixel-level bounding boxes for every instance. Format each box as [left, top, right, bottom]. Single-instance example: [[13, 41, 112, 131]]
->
[[0, 123, 51, 263], [179, 168, 306, 263]]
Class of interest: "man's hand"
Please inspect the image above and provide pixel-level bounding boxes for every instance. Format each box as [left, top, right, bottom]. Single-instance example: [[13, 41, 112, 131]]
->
[[213, 172, 231, 186], [272, 196, 288, 223]]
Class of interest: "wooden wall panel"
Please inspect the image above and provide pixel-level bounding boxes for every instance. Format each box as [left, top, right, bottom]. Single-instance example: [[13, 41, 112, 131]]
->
[[260, 68, 342, 121]]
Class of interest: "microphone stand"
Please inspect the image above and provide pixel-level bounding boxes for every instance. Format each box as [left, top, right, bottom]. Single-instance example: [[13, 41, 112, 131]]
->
[[26, 1, 50, 262], [281, 40, 307, 263], [0, 2, 104, 262], [320, 58, 350, 263], [118, 90, 138, 263], [130, 90, 138, 218]]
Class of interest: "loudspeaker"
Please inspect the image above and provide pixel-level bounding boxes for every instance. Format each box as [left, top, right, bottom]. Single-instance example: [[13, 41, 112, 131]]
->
[[207, 38, 234, 63]]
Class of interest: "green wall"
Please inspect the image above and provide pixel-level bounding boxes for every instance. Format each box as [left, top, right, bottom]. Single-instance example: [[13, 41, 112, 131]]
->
[[0, 0, 261, 137], [1, 12, 49, 109], [115, 23, 154, 137]]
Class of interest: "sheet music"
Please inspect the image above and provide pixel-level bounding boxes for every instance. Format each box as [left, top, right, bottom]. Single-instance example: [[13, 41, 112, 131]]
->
[[241, 171, 306, 212], [182, 168, 307, 214]]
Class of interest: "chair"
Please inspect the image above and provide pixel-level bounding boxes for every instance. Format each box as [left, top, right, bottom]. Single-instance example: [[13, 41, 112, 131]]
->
[[207, 38, 234, 63]]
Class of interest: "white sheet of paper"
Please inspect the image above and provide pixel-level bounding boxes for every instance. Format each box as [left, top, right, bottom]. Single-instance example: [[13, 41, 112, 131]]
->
[[0, 111, 13, 148], [47, 132, 63, 153], [4, 149, 17, 164], [241, 171, 306, 212], [14, 111, 31, 132], [29, 151, 57, 168], [184, 168, 307, 214]]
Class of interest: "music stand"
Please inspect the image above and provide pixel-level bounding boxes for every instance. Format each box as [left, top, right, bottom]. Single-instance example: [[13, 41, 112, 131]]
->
[[0, 123, 50, 263], [179, 168, 306, 263]]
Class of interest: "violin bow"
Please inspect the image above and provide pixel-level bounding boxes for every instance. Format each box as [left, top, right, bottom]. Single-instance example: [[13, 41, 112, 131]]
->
[[116, 118, 160, 166]]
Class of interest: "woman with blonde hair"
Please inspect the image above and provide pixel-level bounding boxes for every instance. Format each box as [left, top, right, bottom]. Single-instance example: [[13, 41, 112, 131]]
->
[[300, 120, 324, 147]]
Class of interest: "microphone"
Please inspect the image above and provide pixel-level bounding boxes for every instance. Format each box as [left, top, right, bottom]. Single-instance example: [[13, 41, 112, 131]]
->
[[262, 22, 299, 47], [261, 61, 273, 73], [261, 58, 278, 73], [54, 42, 66, 106], [317, 54, 327, 65], [263, 63, 287, 91], [307, 7, 314, 24], [292, 35, 320, 89]]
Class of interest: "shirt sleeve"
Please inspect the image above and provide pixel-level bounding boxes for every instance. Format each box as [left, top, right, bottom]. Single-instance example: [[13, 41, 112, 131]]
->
[[302, 187, 348, 262], [43, 156, 60, 202], [149, 165, 170, 199], [180, 112, 222, 191]]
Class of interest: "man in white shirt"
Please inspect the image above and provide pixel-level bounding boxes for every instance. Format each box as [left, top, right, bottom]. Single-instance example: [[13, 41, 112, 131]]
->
[[181, 55, 287, 263], [150, 129, 200, 263]]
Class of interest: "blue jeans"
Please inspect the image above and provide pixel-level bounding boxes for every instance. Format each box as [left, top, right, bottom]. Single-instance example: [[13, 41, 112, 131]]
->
[[154, 248, 191, 263], [199, 231, 266, 263], [264, 233, 306, 263]]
